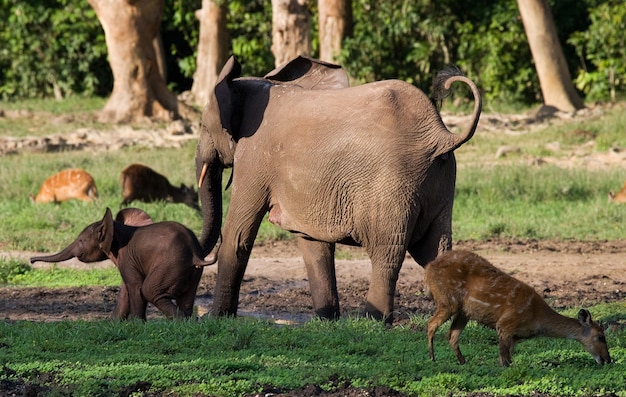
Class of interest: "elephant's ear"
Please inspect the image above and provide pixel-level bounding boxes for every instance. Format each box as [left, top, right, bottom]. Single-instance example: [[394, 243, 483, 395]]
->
[[98, 207, 115, 256], [264, 55, 349, 90], [214, 56, 242, 136]]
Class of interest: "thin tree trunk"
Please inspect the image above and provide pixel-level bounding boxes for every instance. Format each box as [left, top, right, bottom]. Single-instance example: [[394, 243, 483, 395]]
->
[[318, 0, 352, 63], [153, 32, 167, 81], [88, 0, 185, 123], [271, 0, 311, 67], [517, 0, 584, 112], [191, 0, 229, 107]]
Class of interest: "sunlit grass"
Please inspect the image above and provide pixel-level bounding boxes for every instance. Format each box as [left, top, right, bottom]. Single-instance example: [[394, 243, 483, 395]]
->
[[0, 306, 624, 396]]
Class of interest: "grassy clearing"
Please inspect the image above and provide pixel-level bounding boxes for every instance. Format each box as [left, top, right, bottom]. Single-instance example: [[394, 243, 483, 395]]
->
[[1, 306, 625, 396], [2, 104, 626, 253], [2, 99, 626, 396]]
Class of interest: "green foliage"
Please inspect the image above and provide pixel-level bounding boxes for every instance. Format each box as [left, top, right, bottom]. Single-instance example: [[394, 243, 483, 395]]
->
[[1, 0, 625, 104], [454, 1, 538, 105], [0, 258, 31, 284], [569, 2, 626, 101], [0, 310, 624, 396], [228, 0, 274, 76], [341, 0, 458, 88], [0, 0, 110, 100]]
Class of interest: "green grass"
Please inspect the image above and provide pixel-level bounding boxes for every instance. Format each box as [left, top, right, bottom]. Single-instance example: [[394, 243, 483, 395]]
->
[[2, 102, 626, 253], [0, 307, 624, 396], [0, 261, 121, 287], [453, 164, 626, 240]]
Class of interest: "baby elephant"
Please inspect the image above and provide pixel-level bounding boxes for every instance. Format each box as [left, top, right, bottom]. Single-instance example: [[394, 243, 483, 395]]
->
[[120, 163, 198, 209], [425, 250, 611, 367], [31, 208, 215, 320]]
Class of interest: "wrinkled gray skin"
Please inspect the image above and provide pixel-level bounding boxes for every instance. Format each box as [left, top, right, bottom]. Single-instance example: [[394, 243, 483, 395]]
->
[[196, 55, 482, 322], [30, 208, 214, 320]]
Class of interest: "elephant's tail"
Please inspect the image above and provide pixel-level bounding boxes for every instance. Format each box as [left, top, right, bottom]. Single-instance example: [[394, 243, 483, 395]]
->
[[431, 65, 482, 154]]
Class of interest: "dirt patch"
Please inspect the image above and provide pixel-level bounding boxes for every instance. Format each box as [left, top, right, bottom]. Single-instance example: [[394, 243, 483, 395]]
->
[[3, 238, 626, 325]]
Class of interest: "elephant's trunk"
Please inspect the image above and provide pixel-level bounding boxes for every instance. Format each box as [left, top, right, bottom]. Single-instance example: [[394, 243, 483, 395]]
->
[[431, 67, 482, 158], [196, 158, 223, 256], [30, 243, 78, 264]]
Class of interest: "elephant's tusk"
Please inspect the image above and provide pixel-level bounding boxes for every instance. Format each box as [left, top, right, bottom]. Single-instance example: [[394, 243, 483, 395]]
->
[[198, 162, 209, 189]]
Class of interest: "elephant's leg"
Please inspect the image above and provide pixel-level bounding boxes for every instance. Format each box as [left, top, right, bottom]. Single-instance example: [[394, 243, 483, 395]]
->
[[297, 238, 339, 320], [176, 270, 203, 318], [127, 284, 148, 320], [149, 294, 181, 319], [213, 197, 266, 317], [141, 275, 182, 319], [112, 283, 130, 319], [365, 240, 406, 323], [408, 214, 452, 267]]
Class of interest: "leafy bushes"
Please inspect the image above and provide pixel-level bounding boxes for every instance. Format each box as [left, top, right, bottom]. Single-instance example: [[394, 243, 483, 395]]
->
[[1, 0, 625, 104], [0, 258, 31, 284], [0, 0, 110, 99], [569, 2, 626, 101]]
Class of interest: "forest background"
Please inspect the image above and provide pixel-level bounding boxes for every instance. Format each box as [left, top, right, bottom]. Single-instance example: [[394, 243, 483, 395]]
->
[[1, 0, 625, 110]]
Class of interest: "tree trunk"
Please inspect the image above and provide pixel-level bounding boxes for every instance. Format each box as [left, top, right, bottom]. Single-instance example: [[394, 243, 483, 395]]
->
[[190, 0, 229, 108], [153, 32, 167, 81], [517, 0, 584, 112], [271, 0, 311, 67], [318, 0, 352, 63], [88, 0, 183, 123]]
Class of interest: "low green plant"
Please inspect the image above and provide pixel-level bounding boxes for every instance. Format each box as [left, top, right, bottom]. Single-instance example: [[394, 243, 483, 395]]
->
[[0, 258, 31, 284], [0, 308, 624, 396], [7, 266, 120, 287]]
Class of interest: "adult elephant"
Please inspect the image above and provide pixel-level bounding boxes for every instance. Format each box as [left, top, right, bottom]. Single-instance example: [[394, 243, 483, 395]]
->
[[196, 55, 482, 322]]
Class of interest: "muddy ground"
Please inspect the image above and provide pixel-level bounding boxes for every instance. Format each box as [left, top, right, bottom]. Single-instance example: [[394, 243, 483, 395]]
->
[[1, 238, 626, 396], [3, 238, 626, 325]]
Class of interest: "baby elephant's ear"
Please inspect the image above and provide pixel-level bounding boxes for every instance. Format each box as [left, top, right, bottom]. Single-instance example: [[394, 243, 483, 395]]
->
[[98, 207, 115, 255]]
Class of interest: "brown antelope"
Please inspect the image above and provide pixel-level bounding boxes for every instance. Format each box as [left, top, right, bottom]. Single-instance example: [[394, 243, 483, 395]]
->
[[31, 169, 98, 204], [608, 181, 626, 203], [425, 250, 611, 367], [120, 163, 199, 209]]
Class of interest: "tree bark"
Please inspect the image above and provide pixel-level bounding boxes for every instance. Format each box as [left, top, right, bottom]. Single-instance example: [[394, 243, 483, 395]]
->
[[88, 0, 184, 123], [318, 0, 352, 63], [190, 0, 230, 108], [271, 0, 311, 67], [517, 0, 584, 112]]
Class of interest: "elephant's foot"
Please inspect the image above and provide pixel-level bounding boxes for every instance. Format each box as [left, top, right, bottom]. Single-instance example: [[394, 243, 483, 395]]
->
[[363, 302, 394, 324], [314, 305, 341, 321]]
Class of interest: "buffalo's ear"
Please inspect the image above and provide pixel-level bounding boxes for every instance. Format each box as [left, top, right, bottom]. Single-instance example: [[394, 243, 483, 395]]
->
[[98, 207, 115, 255], [264, 55, 349, 89], [214, 56, 242, 136]]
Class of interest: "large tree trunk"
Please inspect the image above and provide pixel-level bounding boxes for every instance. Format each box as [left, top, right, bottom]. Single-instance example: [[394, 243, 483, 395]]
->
[[517, 0, 584, 112], [318, 0, 352, 63], [88, 0, 184, 123], [271, 0, 311, 67], [190, 0, 229, 108]]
